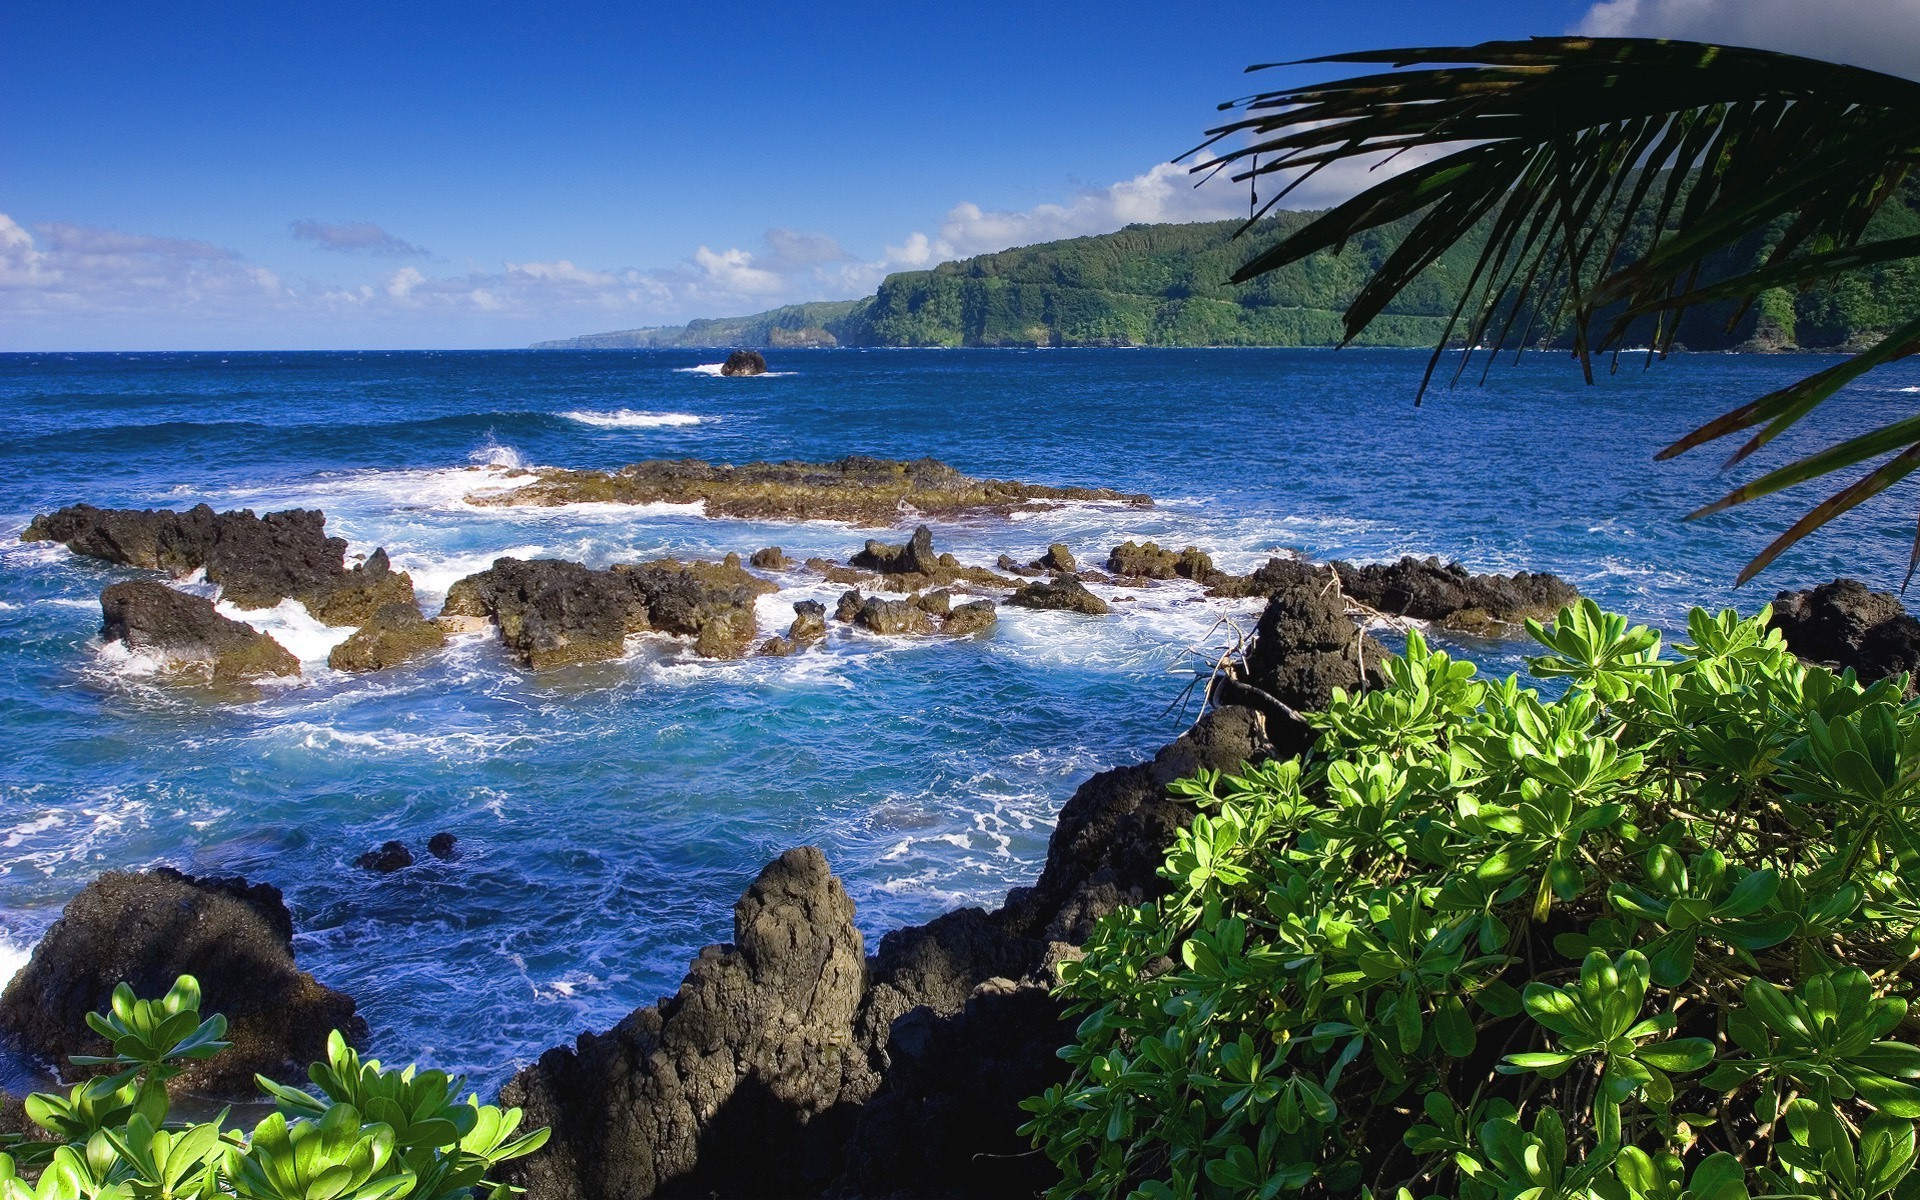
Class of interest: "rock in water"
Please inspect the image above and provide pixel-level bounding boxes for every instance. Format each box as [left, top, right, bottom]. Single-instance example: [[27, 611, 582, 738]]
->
[[427, 832, 459, 861], [1771, 578, 1920, 688], [1331, 555, 1577, 631], [850, 525, 942, 576], [100, 581, 300, 683], [1106, 540, 1213, 581], [853, 597, 936, 636], [327, 601, 445, 672], [749, 546, 789, 569], [0, 868, 362, 1095], [305, 548, 418, 626], [720, 349, 768, 376], [789, 600, 828, 645], [499, 848, 865, 1199], [441, 558, 643, 669], [1007, 575, 1111, 615], [1035, 543, 1078, 573], [355, 841, 413, 873], [942, 599, 997, 636]]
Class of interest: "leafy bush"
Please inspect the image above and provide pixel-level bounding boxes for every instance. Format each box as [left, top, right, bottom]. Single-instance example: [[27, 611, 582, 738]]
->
[[1022, 600, 1920, 1200], [0, 977, 545, 1199]]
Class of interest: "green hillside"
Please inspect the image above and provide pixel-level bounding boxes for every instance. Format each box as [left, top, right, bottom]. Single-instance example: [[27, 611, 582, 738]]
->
[[535, 186, 1920, 351]]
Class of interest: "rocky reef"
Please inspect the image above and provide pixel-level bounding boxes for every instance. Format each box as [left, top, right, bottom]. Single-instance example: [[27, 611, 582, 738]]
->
[[720, 349, 768, 376], [25, 504, 417, 622], [1770, 578, 1920, 690], [329, 601, 447, 672], [0, 868, 361, 1096], [496, 569, 1368, 1198], [441, 555, 776, 667], [1330, 555, 1579, 632], [101, 580, 300, 683], [464, 456, 1153, 525]]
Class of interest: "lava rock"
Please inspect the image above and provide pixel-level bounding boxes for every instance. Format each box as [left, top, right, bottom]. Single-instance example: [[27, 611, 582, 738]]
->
[[1331, 555, 1577, 632], [100, 581, 300, 683], [0, 868, 363, 1095], [758, 636, 797, 657], [911, 590, 952, 617], [720, 349, 768, 376], [305, 548, 419, 627], [1106, 540, 1213, 581], [789, 600, 828, 645], [1213, 573, 1389, 756], [1771, 578, 1920, 689], [750, 546, 789, 570], [1204, 555, 1327, 599], [833, 589, 864, 623], [441, 558, 644, 669], [854, 597, 936, 636], [356, 841, 413, 873], [327, 601, 445, 672], [850, 525, 942, 576], [1007, 575, 1111, 615], [995, 554, 1044, 578], [427, 832, 459, 861], [1035, 544, 1077, 573], [942, 599, 997, 637]]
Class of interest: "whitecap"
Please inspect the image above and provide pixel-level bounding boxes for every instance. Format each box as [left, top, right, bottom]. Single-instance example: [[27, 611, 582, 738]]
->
[[469, 441, 526, 470], [560, 410, 704, 428], [674, 363, 797, 377], [0, 937, 30, 990], [217, 598, 354, 664]]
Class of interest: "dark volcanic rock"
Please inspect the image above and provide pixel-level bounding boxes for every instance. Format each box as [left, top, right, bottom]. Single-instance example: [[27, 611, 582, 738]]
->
[[356, 841, 413, 872], [851, 525, 942, 576], [720, 349, 768, 376], [834, 589, 864, 623], [1331, 555, 1577, 632], [0, 868, 362, 1095], [942, 599, 997, 637], [1008, 575, 1111, 615], [750, 546, 789, 570], [427, 832, 459, 861], [790, 600, 828, 645], [1215, 574, 1389, 756], [327, 601, 445, 672], [854, 597, 936, 636], [758, 636, 797, 657], [995, 555, 1043, 578], [499, 848, 866, 1199], [1035, 544, 1077, 574], [1771, 578, 1920, 688], [306, 548, 418, 626], [1205, 555, 1327, 599], [100, 580, 300, 683]]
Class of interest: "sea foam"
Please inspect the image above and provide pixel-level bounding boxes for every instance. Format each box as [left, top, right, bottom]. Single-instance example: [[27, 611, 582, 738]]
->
[[561, 410, 704, 428]]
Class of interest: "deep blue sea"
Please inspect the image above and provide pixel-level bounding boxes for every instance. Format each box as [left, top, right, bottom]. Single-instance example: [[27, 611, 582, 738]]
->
[[2, 347, 1917, 1089]]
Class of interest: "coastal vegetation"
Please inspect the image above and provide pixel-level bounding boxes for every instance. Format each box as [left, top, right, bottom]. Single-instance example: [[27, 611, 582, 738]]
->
[[534, 192, 1920, 354], [1023, 599, 1920, 1200], [0, 976, 547, 1199], [1191, 37, 1920, 582]]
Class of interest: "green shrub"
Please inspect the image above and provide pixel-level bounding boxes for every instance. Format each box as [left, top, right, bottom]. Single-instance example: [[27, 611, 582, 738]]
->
[[1022, 600, 1920, 1200], [0, 977, 545, 1199]]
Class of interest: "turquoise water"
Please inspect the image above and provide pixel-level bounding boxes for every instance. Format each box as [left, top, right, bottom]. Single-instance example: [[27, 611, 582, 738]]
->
[[1, 347, 1916, 1088]]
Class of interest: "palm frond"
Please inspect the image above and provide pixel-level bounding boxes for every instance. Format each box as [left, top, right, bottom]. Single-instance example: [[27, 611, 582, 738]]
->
[[1195, 36, 1920, 583]]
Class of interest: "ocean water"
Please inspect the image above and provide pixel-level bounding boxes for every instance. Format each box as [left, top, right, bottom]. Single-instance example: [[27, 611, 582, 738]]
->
[[1, 346, 1917, 1090]]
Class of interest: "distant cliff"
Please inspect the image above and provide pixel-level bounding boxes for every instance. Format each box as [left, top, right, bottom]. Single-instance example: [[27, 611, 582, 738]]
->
[[535, 189, 1920, 351]]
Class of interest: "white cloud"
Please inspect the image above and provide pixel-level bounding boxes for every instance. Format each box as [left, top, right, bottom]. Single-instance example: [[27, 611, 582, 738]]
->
[[290, 219, 430, 256], [1577, 0, 1920, 79]]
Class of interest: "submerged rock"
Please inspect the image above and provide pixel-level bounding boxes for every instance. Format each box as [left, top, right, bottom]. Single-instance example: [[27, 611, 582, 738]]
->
[[356, 841, 413, 873], [1331, 555, 1577, 631], [327, 601, 445, 672], [1771, 578, 1920, 689], [464, 455, 1152, 526], [427, 832, 459, 861], [100, 581, 299, 683], [758, 636, 797, 657], [0, 868, 362, 1095], [720, 348, 768, 376], [1007, 575, 1111, 615]]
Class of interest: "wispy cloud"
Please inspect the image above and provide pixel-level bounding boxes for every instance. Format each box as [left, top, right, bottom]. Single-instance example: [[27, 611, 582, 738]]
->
[[290, 219, 430, 257], [1576, 0, 1920, 79]]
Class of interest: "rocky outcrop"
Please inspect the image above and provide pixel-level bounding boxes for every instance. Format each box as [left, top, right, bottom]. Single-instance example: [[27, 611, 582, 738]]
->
[[327, 601, 445, 672], [427, 832, 459, 860], [1035, 544, 1077, 574], [1204, 555, 1325, 599], [1331, 555, 1577, 632], [440, 556, 773, 666], [0, 868, 362, 1095], [790, 600, 829, 646], [1107, 540, 1213, 581], [356, 841, 413, 872], [721, 349, 768, 376], [500, 848, 866, 1199], [1008, 576, 1111, 615], [943, 600, 997, 637], [1771, 578, 1920, 689], [851, 526, 942, 577], [465, 456, 1152, 525], [1213, 571, 1388, 757], [100, 581, 300, 683], [25, 504, 414, 623], [499, 572, 1379, 1197], [854, 597, 937, 636], [750, 546, 790, 570]]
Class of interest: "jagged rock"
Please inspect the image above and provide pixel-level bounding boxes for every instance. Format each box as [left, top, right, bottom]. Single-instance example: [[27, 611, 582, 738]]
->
[[499, 848, 865, 1199], [0, 868, 362, 1095], [911, 590, 952, 617], [305, 549, 418, 626], [759, 636, 797, 657], [427, 832, 459, 861], [1008, 576, 1111, 615], [721, 349, 768, 376], [441, 558, 644, 669], [356, 841, 412, 872], [1214, 576, 1389, 757], [441, 556, 770, 666], [465, 455, 1152, 526], [834, 590, 864, 623], [1035, 544, 1077, 574], [851, 525, 942, 576], [100, 581, 299, 683], [995, 554, 1043, 578], [1331, 556, 1577, 632], [942, 600, 997, 637], [750, 546, 789, 570], [790, 600, 828, 645], [1771, 578, 1920, 688], [327, 601, 445, 672], [854, 598, 937, 636], [1204, 555, 1327, 599], [1106, 540, 1213, 581]]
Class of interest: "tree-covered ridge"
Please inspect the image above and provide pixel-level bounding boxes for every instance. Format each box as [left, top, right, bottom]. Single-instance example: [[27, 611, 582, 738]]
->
[[534, 188, 1920, 350]]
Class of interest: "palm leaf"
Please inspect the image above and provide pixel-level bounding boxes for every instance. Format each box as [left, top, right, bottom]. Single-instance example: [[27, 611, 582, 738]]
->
[[1196, 36, 1920, 583]]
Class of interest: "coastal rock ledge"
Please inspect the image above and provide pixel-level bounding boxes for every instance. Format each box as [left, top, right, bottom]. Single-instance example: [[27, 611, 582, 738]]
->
[[498, 571, 1370, 1198]]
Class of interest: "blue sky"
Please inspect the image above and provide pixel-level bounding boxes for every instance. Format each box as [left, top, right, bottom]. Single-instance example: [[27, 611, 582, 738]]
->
[[3, 0, 1914, 349]]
